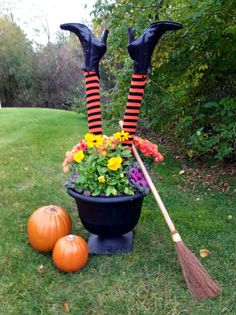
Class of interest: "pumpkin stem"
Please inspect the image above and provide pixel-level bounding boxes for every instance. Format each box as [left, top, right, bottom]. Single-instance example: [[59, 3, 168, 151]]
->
[[46, 206, 57, 214], [67, 235, 75, 241]]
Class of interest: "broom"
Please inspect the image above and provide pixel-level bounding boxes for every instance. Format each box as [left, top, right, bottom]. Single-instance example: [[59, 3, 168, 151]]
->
[[129, 137, 221, 299]]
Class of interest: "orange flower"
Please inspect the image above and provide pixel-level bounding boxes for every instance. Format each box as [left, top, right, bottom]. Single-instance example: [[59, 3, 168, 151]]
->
[[133, 136, 164, 163]]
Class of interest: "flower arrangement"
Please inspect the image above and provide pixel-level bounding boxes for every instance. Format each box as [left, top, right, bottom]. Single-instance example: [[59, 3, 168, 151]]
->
[[63, 131, 163, 197]]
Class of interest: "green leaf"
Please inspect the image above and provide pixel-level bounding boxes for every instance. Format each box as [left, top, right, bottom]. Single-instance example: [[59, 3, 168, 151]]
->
[[111, 187, 117, 196], [92, 189, 101, 196], [105, 186, 113, 197], [121, 150, 132, 158]]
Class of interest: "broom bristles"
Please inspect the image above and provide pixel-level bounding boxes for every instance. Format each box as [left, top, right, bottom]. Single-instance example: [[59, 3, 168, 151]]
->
[[175, 240, 221, 300]]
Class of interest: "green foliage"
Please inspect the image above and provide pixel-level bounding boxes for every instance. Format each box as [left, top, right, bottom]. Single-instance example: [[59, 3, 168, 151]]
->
[[186, 97, 236, 160], [0, 15, 34, 105], [67, 85, 86, 114], [92, 0, 236, 161]]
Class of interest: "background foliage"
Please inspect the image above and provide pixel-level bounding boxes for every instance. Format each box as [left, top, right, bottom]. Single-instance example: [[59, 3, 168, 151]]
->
[[0, 0, 235, 162], [0, 14, 85, 109], [92, 0, 236, 161]]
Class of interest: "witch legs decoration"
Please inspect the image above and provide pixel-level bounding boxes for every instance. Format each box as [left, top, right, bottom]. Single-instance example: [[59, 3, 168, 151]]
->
[[60, 23, 108, 135], [60, 22, 222, 299], [60, 21, 182, 144]]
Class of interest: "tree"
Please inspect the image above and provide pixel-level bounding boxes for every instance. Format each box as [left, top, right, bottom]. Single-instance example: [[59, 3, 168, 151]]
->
[[92, 0, 236, 161], [31, 33, 85, 109], [0, 15, 33, 106]]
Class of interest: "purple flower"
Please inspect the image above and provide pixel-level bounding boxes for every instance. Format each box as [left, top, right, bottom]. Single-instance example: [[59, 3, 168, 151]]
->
[[129, 167, 142, 178], [140, 179, 148, 187], [128, 167, 148, 187], [126, 163, 150, 195], [71, 173, 80, 180]]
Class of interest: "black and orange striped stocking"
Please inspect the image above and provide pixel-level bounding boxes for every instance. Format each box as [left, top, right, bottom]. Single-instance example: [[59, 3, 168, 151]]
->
[[123, 74, 147, 146], [85, 71, 102, 135]]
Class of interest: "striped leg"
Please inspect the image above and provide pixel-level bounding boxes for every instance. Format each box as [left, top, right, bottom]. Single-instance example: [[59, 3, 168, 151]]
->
[[85, 71, 102, 134], [123, 74, 147, 146]]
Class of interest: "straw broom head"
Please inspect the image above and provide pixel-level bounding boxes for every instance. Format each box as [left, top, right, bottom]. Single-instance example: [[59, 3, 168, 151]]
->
[[172, 232, 221, 300]]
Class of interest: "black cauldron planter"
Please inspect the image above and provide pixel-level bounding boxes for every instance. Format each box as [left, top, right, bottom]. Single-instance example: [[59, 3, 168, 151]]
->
[[67, 188, 144, 254]]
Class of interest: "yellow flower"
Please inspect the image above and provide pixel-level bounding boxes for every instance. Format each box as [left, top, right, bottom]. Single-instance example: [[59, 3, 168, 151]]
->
[[107, 157, 122, 171], [113, 130, 130, 142], [73, 150, 85, 163], [84, 133, 103, 148], [98, 175, 106, 183]]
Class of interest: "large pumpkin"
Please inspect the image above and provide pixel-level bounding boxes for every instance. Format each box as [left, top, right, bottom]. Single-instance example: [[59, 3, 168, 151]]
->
[[52, 234, 88, 272], [27, 205, 72, 252]]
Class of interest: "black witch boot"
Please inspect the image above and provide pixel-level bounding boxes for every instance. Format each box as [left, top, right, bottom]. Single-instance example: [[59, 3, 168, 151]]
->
[[122, 21, 182, 146], [60, 23, 109, 135], [127, 21, 183, 74], [60, 23, 109, 76]]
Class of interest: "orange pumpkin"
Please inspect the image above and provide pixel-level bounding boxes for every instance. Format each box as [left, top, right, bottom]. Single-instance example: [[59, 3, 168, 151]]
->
[[27, 205, 72, 252], [52, 234, 88, 272]]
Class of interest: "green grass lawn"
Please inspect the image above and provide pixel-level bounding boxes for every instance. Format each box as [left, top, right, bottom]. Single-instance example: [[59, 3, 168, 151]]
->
[[0, 108, 235, 315]]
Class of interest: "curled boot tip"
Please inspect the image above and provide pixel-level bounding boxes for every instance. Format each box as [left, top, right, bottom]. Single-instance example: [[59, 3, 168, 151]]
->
[[127, 20, 183, 74], [60, 23, 109, 75], [147, 21, 183, 32]]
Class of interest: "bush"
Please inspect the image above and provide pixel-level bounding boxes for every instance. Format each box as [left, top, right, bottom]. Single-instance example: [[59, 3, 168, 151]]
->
[[186, 97, 236, 161], [92, 0, 236, 162]]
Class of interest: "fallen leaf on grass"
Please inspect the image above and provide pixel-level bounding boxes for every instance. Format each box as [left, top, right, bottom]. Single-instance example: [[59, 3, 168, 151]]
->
[[37, 265, 45, 273], [63, 302, 70, 313], [200, 249, 210, 258]]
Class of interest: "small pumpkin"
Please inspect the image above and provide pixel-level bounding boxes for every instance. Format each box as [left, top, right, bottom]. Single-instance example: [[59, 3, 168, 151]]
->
[[27, 205, 72, 252], [52, 234, 88, 272]]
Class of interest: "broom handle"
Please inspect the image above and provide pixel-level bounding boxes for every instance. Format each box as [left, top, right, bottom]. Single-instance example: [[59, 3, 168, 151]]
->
[[132, 144, 177, 235], [119, 120, 178, 237]]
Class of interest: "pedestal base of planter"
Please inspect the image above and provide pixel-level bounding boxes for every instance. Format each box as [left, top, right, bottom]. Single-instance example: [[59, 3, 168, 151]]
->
[[88, 232, 133, 255]]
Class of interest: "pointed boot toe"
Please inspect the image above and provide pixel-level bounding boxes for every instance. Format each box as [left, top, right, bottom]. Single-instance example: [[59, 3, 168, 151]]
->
[[157, 21, 183, 32], [127, 20, 182, 74], [60, 23, 109, 75], [60, 23, 83, 33]]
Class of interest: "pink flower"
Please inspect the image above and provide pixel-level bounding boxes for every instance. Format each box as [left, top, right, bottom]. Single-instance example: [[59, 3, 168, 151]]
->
[[65, 151, 74, 163], [63, 165, 70, 173]]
